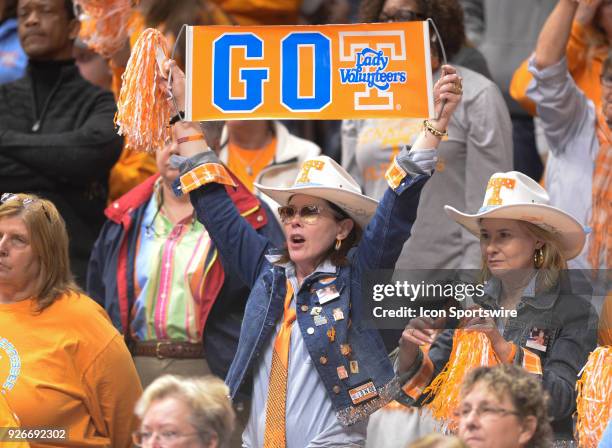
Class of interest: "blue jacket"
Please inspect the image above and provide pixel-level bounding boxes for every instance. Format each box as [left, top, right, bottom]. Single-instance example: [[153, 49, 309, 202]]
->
[[86, 174, 284, 379], [177, 151, 432, 425], [397, 275, 598, 440]]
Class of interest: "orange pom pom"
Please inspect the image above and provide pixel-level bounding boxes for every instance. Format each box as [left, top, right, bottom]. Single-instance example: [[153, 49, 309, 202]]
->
[[75, 0, 134, 58], [423, 330, 500, 432], [115, 28, 172, 153], [576, 346, 612, 447]]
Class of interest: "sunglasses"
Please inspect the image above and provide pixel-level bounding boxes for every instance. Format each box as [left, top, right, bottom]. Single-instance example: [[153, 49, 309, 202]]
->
[[1, 193, 51, 221], [278, 204, 335, 225], [377, 10, 426, 22], [1, 193, 35, 206]]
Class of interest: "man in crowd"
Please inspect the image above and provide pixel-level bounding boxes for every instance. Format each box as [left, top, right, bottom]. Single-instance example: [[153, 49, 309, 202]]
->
[[0, 0, 122, 284]]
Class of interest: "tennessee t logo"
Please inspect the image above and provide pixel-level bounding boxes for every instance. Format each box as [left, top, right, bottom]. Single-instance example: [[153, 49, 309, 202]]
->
[[486, 178, 516, 206], [297, 160, 325, 184]]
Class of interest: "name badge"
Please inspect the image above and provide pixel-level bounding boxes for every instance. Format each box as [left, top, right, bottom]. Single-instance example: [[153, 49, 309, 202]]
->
[[348, 380, 378, 405], [317, 285, 340, 305], [526, 327, 551, 353]]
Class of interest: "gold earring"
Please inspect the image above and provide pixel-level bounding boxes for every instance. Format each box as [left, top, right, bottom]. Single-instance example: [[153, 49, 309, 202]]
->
[[534, 248, 544, 268], [335, 238, 342, 251]]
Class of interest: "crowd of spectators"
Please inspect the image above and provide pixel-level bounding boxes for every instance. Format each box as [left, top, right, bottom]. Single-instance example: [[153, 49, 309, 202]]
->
[[0, 0, 610, 447]]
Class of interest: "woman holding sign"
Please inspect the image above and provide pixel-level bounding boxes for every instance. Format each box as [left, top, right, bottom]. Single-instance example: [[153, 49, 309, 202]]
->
[[162, 59, 462, 446], [396, 172, 597, 444]]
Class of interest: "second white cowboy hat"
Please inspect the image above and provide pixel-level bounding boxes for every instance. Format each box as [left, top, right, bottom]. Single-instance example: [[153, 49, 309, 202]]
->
[[255, 156, 378, 229], [444, 171, 586, 260]]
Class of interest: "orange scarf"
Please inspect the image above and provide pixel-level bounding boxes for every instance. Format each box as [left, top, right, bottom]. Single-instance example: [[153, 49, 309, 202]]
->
[[590, 111, 612, 269]]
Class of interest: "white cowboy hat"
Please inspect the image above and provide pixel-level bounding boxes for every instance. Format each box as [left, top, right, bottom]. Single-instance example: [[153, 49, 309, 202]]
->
[[444, 171, 586, 260], [254, 156, 378, 229]]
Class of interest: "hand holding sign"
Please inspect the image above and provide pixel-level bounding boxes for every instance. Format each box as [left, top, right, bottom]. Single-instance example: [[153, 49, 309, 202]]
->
[[431, 64, 462, 129], [159, 60, 212, 159], [161, 59, 186, 113], [408, 64, 462, 151]]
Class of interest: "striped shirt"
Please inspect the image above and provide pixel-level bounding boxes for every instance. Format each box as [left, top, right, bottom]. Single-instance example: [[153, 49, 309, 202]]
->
[[130, 181, 214, 342]]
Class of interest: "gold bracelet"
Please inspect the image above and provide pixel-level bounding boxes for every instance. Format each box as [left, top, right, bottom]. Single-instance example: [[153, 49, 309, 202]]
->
[[423, 119, 447, 138]]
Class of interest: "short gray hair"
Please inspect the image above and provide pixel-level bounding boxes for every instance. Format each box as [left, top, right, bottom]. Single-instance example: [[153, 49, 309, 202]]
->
[[135, 375, 235, 448]]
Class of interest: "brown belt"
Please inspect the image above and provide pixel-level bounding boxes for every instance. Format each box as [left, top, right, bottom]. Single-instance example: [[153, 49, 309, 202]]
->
[[130, 341, 205, 359]]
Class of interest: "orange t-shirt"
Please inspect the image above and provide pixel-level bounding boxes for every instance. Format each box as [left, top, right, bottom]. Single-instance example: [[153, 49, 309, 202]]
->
[[0, 393, 29, 447], [227, 137, 277, 191], [0, 293, 142, 448]]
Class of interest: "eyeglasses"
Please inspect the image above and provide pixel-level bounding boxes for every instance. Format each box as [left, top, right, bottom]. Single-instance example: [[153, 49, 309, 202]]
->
[[278, 204, 336, 225], [1, 193, 51, 221], [377, 10, 426, 22], [453, 405, 521, 420], [132, 429, 204, 446]]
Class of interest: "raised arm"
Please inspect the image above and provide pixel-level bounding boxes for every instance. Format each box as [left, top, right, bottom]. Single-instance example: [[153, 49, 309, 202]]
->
[[163, 62, 275, 288], [354, 66, 463, 273], [527, 0, 598, 156], [534, 0, 579, 70]]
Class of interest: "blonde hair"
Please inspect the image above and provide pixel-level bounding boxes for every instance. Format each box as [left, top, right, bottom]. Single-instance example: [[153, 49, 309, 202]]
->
[[135, 375, 235, 448], [460, 365, 553, 448], [480, 220, 567, 293], [0, 193, 79, 311], [407, 434, 468, 448]]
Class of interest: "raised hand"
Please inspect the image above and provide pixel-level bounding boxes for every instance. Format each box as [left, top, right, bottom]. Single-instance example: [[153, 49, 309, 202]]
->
[[432, 64, 463, 127], [159, 59, 187, 113], [575, 0, 604, 27]]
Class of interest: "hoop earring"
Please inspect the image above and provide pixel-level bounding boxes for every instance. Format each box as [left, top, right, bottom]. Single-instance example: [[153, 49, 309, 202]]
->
[[534, 248, 544, 268], [335, 238, 342, 251]]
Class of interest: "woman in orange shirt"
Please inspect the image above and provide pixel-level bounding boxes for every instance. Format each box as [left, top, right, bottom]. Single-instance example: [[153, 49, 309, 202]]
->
[[0, 193, 142, 448]]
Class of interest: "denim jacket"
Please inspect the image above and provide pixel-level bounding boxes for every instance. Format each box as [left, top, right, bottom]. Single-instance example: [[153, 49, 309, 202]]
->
[[174, 149, 435, 425], [398, 275, 598, 439]]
